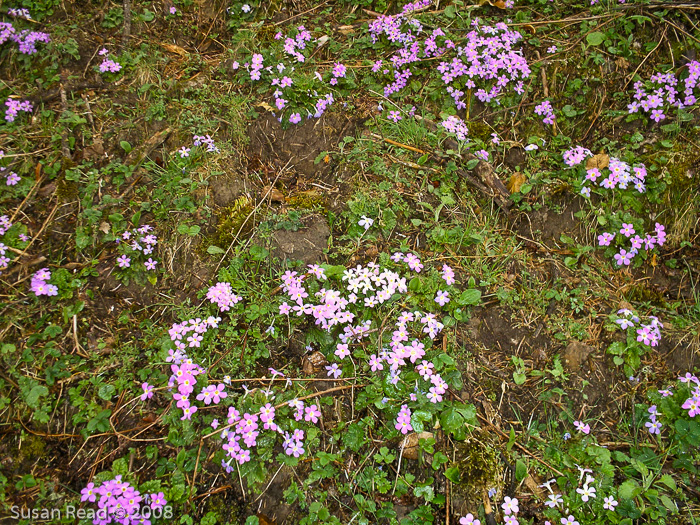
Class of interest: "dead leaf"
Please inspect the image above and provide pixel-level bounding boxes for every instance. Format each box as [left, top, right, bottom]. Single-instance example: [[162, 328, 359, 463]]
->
[[99, 222, 111, 234], [302, 351, 328, 375], [401, 431, 433, 460], [161, 43, 187, 57], [256, 513, 277, 525], [524, 474, 546, 500], [522, 24, 536, 34], [262, 185, 285, 202], [586, 152, 609, 171], [507, 172, 527, 194], [337, 25, 355, 35], [256, 102, 276, 113]]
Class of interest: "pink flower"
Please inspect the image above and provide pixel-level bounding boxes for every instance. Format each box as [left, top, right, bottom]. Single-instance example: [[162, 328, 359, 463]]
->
[[573, 420, 590, 434], [304, 404, 321, 423], [140, 382, 154, 401]]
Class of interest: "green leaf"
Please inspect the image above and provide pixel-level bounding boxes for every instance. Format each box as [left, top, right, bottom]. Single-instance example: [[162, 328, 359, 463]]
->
[[244, 516, 260, 525], [657, 474, 676, 491], [515, 459, 528, 482], [587, 32, 605, 46], [207, 245, 225, 255], [457, 289, 482, 306], [466, 159, 479, 170], [25, 385, 49, 407], [444, 4, 456, 18], [562, 105, 577, 118], [120, 141, 132, 153], [414, 484, 434, 502], [618, 479, 641, 500], [97, 384, 116, 400], [444, 466, 460, 483]]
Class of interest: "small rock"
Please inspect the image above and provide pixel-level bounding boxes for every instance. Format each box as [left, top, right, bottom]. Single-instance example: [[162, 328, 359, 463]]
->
[[561, 341, 595, 373]]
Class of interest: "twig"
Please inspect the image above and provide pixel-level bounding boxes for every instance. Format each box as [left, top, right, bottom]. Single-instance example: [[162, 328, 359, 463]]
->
[[122, 0, 132, 49], [623, 26, 667, 91]]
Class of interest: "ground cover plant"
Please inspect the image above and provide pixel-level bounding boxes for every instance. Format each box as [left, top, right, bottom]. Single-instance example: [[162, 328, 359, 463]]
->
[[0, 0, 699, 524]]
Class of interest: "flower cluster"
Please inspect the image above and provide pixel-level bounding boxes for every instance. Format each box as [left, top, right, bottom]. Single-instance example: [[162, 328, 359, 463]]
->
[[614, 308, 663, 347], [0, 214, 11, 235], [192, 134, 219, 153], [80, 476, 167, 525], [0, 242, 10, 274], [30, 268, 58, 296], [168, 315, 221, 352], [233, 26, 338, 124], [562, 145, 592, 167], [562, 146, 666, 267], [628, 61, 700, 122], [601, 222, 666, 266], [8, 8, 31, 19], [0, 166, 20, 185], [4, 98, 32, 123], [501, 496, 520, 525], [0, 20, 50, 54], [440, 115, 469, 142], [535, 100, 556, 125], [441, 264, 456, 285], [370, 10, 529, 107], [651, 373, 700, 435], [395, 404, 413, 434], [98, 48, 122, 74], [115, 225, 158, 271], [206, 282, 243, 311]]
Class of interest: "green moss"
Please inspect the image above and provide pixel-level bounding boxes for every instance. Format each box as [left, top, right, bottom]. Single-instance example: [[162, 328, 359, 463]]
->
[[286, 191, 326, 210], [214, 195, 254, 248], [451, 430, 503, 502], [19, 435, 46, 462], [660, 147, 699, 246]]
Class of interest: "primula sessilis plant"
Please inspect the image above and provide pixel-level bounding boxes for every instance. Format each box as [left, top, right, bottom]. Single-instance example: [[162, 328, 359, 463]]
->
[[80, 476, 171, 524], [0, 13, 50, 55], [231, 25, 342, 125], [146, 251, 477, 476], [606, 308, 663, 374], [370, 9, 529, 111], [562, 146, 666, 268], [628, 61, 700, 123], [3, 98, 32, 123]]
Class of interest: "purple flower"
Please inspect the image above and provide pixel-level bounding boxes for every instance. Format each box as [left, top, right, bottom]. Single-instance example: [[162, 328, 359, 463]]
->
[[614, 249, 631, 266], [140, 382, 154, 401], [117, 255, 131, 268], [289, 113, 301, 124], [388, 110, 402, 123], [435, 290, 450, 306], [325, 363, 342, 379]]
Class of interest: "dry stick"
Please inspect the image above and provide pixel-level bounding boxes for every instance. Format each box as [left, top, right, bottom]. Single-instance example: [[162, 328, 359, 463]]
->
[[622, 25, 668, 91], [122, 0, 132, 50], [274, 0, 331, 25], [369, 133, 428, 155], [59, 84, 71, 160], [12, 200, 60, 259], [9, 165, 44, 224]]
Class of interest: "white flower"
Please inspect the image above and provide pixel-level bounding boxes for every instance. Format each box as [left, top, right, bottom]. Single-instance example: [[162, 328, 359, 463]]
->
[[524, 144, 538, 151], [358, 215, 374, 230], [241, 4, 251, 12], [576, 484, 596, 502], [545, 494, 563, 508], [603, 496, 618, 510]]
